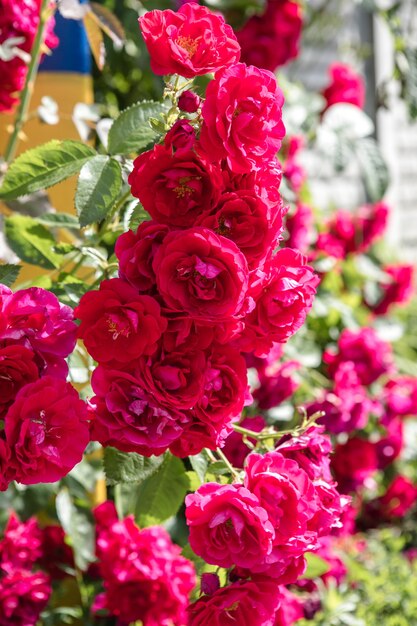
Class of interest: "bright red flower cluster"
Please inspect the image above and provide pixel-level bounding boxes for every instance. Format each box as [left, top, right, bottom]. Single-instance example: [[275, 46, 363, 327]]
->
[[0, 285, 90, 490], [0, 0, 58, 113], [93, 502, 195, 625], [76, 3, 319, 458], [322, 62, 365, 110]]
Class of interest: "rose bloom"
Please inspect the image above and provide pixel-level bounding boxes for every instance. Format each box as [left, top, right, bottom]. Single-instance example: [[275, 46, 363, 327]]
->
[[375, 413, 404, 469], [0, 569, 51, 626], [0, 285, 77, 374], [186, 483, 274, 569], [128, 143, 223, 228], [4, 377, 90, 485], [39, 525, 75, 580], [377, 475, 417, 519], [188, 579, 282, 626], [254, 360, 300, 410], [285, 203, 313, 254], [222, 415, 266, 468], [0, 345, 39, 418], [0, 439, 11, 492], [153, 227, 249, 321], [115, 221, 170, 293], [94, 502, 195, 626], [91, 366, 189, 457], [201, 63, 285, 174], [371, 264, 414, 315], [331, 437, 378, 494], [384, 376, 417, 417], [237, 0, 303, 72], [139, 2, 240, 78], [0, 513, 42, 573], [178, 90, 200, 113], [223, 159, 283, 212], [0, 0, 58, 112], [240, 248, 319, 356], [196, 189, 283, 269], [274, 586, 304, 626], [324, 327, 393, 386], [322, 63, 365, 110], [75, 278, 167, 365]]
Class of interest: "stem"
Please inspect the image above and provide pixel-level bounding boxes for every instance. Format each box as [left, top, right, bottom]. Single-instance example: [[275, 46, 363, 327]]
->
[[216, 448, 240, 480], [4, 0, 52, 163]]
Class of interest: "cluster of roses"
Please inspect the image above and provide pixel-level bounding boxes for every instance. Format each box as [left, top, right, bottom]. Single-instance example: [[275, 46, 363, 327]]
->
[[0, 0, 58, 113], [185, 428, 346, 624], [0, 512, 76, 626], [76, 2, 319, 459], [0, 285, 90, 490]]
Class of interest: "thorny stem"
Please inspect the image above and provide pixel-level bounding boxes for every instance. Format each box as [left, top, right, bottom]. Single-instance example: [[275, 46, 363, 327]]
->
[[232, 410, 325, 442], [216, 448, 241, 480], [4, 0, 53, 164]]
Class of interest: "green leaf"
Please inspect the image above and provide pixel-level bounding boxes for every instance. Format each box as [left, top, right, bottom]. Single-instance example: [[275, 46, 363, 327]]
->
[[303, 552, 330, 579], [107, 101, 167, 156], [355, 137, 389, 202], [75, 155, 123, 227], [36, 213, 80, 229], [405, 47, 417, 120], [126, 202, 150, 231], [189, 453, 208, 484], [55, 488, 95, 571], [135, 454, 188, 526], [103, 447, 164, 486], [5, 214, 64, 269], [0, 140, 96, 199], [0, 263, 21, 287]]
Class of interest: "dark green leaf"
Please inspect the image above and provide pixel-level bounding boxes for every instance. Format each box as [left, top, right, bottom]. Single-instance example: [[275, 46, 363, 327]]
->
[[107, 101, 167, 156], [0, 264, 21, 287], [135, 454, 188, 526], [127, 202, 150, 230], [5, 214, 64, 269], [0, 140, 96, 199], [75, 155, 123, 227], [103, 447, 164, 485], [36, 213, 80, 229]]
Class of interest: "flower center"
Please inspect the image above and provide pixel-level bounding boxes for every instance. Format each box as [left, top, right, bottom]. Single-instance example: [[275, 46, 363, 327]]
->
[[106, 317, 131, 340], [174, 176, 197, 199], [216, 217, 232, 237], [176, 35, 199, 58]]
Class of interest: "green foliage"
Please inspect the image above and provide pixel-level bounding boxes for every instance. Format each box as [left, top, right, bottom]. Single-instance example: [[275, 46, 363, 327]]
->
[[0, 140, 96, 199], [107, 100, 167, 155], [55, 487, 95, 572], [103, 446, 164, 485], [0, 263, 21, 287], [5, 214, 64, 269], [75, 155, 123, 226], [304, 552, 331, 579], [355, 137, 390, 202], [135, 453, 189, 526]]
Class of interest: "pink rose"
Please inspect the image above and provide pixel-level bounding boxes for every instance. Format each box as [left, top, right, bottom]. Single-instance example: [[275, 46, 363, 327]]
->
[[274, 586, 304, 625], [153, 227, 249, 321], [128, 143, 223, 228], [384, 376, 417, 417], [371, 264, 414, 315], [0, 513, 42, 572], [201, 63, 285, 173], [223, 416, 266, 468], [322, 63, 365, 110], [285, 203, 313, 254], [324, 327, 393, 386], [0, 569, 51, 626], [91, 366, 189, 456], [254, 360, 300, 410], [188, 579, 282, 626], [375, 413, 404, 469], [377, 475, 417, 519], [75, 278, 167, 365], [139, 2, 240, 78], [5, 377, 90, 485], [196, 190, 283, 269], [94, 502, 195, 625], [115, 221, 170, 293], [186, 483, 274, 569], [237, 0, 303, 72], [241, 248, 319, 355]]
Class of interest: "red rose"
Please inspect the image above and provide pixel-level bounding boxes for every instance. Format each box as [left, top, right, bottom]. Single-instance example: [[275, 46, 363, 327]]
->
[[196, 190, 284, 269], [201, 63, 285, 173], [115, 221, 170, 293], [188, 579, 282, 626], [377, 475, 417, 519], [153, 227, 249, 321], [128, 143, 222, 228], [331, 437, 378, 493], [75, 278, 167, 364], [371, 264, 414, 315], [322, 63, 365, 110], [4, 377, 90, 485], [91, 367, 188, 456], [178, 90, 200, 113], [139, 2, 240, 78], [186, 483, 274, 569], [241, 248, 319, 355], [169, 416, 232, 457], [237, 0, 303, 72], [0, 345, 39, 418]]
